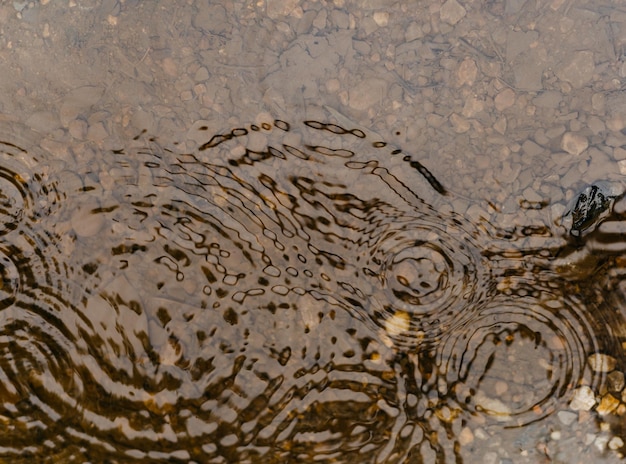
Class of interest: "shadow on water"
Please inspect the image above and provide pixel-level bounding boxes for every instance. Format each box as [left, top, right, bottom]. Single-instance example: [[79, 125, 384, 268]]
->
[[0, 116, 625, 462]]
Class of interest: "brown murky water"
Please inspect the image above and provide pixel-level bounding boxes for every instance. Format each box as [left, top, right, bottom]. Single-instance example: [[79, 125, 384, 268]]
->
[[0, 1, 626, 463]]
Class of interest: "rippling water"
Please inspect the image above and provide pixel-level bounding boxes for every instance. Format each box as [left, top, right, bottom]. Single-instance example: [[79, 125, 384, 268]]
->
[[0, 116, 625, 462]]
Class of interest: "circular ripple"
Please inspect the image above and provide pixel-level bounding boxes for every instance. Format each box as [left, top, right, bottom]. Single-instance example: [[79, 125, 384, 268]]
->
[[434, 286, 600, 425], [0, 156, 30, 235], [0, 247, 19, 309], [366, 213, 488, 349]]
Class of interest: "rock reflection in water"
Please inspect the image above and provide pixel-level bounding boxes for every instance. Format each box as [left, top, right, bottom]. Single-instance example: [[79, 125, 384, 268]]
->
[[0, 118, 624, 462]]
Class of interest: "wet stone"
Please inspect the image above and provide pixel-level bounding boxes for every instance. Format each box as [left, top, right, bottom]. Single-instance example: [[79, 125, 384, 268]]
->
[[607, 370, 625, 393], [495, 88, 516, 111], [561, 132, 589, 156], [440, 0, 466, 25], [557, 410, 577, 425], [588, 353, 617, 373], [596, 393, 620, 416], [570, 386, 596, 411], [456, 58, 478, 87], [609, 437, 625, 451]]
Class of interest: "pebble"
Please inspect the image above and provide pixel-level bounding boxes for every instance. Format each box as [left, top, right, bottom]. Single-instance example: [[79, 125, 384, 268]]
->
[[495, 89, 516, 111], [607, 370, 625, 393], [594, 435, 611, 453], [561, 132, 588, 156], [569, 386, 596, 411], [557, 410, 577, 425], [495, 381, 508, 396], [609, 437, 625, 451], [596, 394, 620, 416], [439, 0, 466, 25], [372, 11, 389, 27], [456, 58, 478, 87], [449, 113, 470, 133], [587, 353, 617, 373], [458, 426, 474, 446], [194, 67, 209, 82]]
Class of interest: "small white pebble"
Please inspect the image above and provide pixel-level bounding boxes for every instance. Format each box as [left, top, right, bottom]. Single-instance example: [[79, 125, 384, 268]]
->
[[609, 437, 624, 450], [570, 386, 596, 411]]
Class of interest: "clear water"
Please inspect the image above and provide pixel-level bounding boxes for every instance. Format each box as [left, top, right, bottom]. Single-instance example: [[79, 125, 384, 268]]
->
[[0, 1, 625, 463]]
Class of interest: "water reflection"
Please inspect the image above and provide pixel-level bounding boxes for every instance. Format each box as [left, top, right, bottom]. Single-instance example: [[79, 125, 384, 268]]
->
[[0, 117, 624, 461]]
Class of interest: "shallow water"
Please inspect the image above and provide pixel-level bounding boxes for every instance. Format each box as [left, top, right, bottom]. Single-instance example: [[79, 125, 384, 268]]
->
[[0, 1, 626, 463]]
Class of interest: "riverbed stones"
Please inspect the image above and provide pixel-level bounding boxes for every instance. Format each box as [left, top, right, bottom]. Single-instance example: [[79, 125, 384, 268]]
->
[[1, 1, 626, 462]]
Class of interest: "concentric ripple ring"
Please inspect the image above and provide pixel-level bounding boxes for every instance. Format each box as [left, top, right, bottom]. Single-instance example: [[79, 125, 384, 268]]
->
[[364, 211, 490, 350], [433, 286, 602, 425]]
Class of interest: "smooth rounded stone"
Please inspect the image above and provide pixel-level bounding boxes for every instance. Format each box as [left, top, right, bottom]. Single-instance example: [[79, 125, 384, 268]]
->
[[609, 437, 625, 451], [440, 0, 466, 25], [458, 426, 473, 446], [588, 353, 617, 373], [557, 410, 577, 425], [569, 385, 596, 411], [372, 11, 388, 26], [456, 58, 478, 86], [561, 132, 588, 155], [607, 370, 625, 392], [495, 88, 515, 111]]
